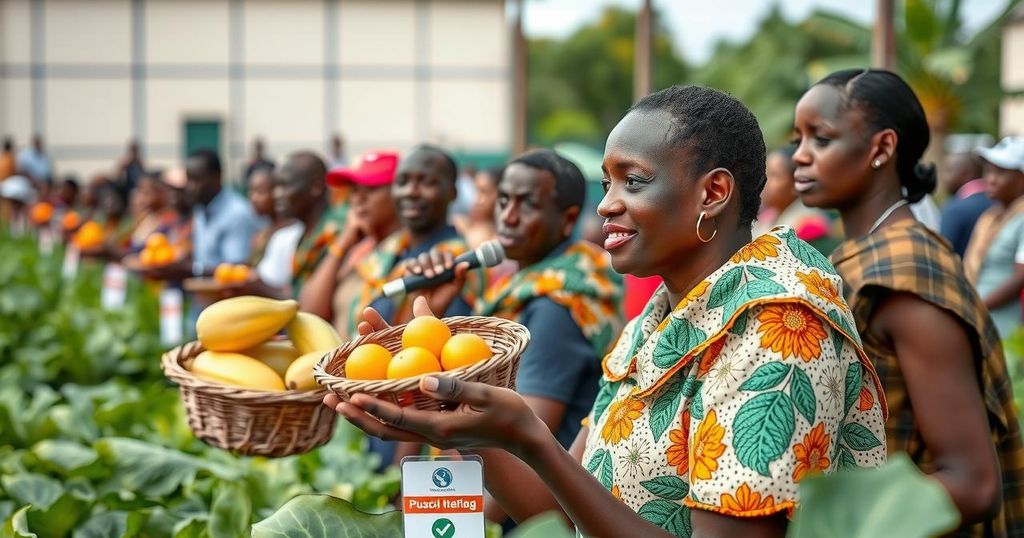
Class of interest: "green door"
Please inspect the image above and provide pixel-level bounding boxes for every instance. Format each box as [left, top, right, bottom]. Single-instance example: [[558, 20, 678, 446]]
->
[[184, 120, 221, 158]]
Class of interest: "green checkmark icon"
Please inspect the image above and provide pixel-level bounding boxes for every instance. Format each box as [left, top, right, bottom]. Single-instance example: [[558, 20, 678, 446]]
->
[[431, 517, 455, 538]]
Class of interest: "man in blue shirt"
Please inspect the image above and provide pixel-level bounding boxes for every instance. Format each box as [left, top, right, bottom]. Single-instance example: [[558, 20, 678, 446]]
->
[[940, 152, 991, 257]]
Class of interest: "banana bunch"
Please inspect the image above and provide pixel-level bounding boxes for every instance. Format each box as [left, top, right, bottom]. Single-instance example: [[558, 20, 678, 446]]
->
[[188, 296, 342, 392]]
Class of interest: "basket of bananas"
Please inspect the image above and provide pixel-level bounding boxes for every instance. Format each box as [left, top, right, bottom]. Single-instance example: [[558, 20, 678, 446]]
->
[[315, 314, 530, 411], [161, 296, 342, 457]]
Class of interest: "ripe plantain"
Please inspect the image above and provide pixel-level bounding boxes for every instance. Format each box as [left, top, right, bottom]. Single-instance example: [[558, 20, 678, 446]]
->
[[285, 312, 342, 355], [284, 351, 325, 391], [196, 296, 298, 352], [241, 340, 302, 378], [190, 351, 286, 391]]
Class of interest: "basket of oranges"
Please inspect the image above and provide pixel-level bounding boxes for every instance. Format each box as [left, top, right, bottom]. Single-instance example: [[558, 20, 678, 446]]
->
[[183, 263, 252, 294], [315, 315, 530, 411]]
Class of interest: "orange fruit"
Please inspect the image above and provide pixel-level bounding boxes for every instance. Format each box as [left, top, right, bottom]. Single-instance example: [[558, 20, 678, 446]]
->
[[386, 347, 442, 379], [151, 245, 175, 266], [139, 249, 156, 267], [401, 316, 451, 358], [228, 264, 251, 283], [30, 202, 53, 224], [145, 233, 169, 251], [61, 211, 81, 231], [74, 221, 104, 248], [440, 333, 493, 371], [213, 264, 233, 284], [344, 343, 393, 380]]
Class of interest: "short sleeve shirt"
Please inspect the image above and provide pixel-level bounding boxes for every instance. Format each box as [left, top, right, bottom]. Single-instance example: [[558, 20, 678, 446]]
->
[[582, 228, 888, 536], [975, 212, 1024, 337], [515, 297, 600, 448]]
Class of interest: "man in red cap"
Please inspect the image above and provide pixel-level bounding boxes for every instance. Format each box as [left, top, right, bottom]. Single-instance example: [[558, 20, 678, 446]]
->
[[300, 151, 402, 334]]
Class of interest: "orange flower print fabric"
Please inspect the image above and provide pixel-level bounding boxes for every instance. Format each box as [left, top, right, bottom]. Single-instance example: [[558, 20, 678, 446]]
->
[[583, 227, 887, 537]]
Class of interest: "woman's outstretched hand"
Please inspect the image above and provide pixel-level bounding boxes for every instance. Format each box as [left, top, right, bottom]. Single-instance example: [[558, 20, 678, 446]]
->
[[325, 296, 544, 456]]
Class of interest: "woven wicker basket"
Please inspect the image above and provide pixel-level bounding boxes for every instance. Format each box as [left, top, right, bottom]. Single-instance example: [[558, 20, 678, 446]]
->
[[315, 316, 530, 411], [161, 341, 337, 457]]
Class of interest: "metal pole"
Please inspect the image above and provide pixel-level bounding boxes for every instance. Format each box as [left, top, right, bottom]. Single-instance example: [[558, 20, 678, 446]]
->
[[872, 0, 895, 70], [512, 0, 528, 155], [634, 0, 653, 101]]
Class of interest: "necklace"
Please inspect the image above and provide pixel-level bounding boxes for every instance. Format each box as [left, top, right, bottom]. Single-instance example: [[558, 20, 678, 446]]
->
[[866, 199, 909, 235]]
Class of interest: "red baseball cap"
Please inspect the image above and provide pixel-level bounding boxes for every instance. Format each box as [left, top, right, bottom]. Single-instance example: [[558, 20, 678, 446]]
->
[[326, 151, 399, 188]]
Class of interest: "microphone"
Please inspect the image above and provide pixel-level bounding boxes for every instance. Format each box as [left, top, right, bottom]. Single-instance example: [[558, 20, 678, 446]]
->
[[382, 240, 505, 298]]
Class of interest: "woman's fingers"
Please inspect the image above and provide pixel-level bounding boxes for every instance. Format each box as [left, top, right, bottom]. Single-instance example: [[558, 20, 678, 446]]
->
[[335, 401, 426, 443], [360, 307, 389, 333], [420, 376, 492, 408], [412, 296, 437, 318]]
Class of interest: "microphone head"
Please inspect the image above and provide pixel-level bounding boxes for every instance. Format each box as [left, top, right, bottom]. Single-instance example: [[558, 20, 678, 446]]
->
[[477, 240, 505, 267]]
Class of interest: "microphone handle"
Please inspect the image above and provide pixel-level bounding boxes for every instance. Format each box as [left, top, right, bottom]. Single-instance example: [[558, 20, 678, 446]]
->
[[382, 251, 482, 297]]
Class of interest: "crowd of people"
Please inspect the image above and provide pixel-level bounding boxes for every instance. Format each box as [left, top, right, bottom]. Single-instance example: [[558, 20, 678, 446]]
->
[[3, 67, 1024, 536]]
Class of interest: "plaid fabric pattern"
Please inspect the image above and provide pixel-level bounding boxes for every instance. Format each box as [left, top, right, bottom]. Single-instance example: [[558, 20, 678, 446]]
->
[[832, 219, 1024, 537]]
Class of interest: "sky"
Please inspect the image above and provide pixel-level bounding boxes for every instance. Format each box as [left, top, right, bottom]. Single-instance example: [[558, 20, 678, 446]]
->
[[523, 0, 1012, 64]]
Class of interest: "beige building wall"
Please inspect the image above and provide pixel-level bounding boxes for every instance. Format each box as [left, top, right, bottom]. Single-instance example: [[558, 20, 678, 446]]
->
[[1001, 9, 1024, 136], [0, 0, 511, 182]]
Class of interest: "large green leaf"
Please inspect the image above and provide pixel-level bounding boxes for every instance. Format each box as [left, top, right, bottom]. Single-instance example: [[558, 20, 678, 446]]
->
[[708, 266, 743, 309], [251, 495, 402, 537], [31, 440, 99, 477], [591, 380, 619, 425], [786, 233, 834, 273], [653, 320, 707, 369], [94, 438, 239, 499], [739, 362, 791, 392], [508, 512, 574, 538], [641, 476, 689, 501], [790, 454, 959, 538], [790, 367, 816, 424], [841, 423, 883, 452], [843, 363, 861, 416], [1, 475, 62, 511], [733, 391, 796, 477], [585, 449, 614, 490], [1, 506, 35, 538], [208, 481, 251, 538], [649, 379, 685, 441], [71, 511, 147, 538], [722, 279, 787, 322], [637, 499, 690, 536]]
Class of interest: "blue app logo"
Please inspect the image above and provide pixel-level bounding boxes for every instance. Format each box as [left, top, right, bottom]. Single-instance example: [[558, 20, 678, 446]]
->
[[432, 467, 453, 488]]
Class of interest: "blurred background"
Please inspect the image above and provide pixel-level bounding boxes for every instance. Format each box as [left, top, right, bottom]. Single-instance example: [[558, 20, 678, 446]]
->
[[1, 0, 1020, 186]]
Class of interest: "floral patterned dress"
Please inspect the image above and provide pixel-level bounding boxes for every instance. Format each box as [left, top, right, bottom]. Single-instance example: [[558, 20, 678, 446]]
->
[[582, 227, 888, 536]]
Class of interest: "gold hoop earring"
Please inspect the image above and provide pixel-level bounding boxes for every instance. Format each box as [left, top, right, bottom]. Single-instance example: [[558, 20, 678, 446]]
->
[[696, 211, 717, 243]]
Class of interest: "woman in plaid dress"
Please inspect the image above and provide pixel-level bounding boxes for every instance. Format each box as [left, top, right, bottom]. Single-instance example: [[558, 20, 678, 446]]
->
[[793, 68, 1024, 536]]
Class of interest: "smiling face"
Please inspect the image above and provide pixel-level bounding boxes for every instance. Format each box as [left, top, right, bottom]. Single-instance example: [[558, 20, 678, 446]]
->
[[597, 109, 704, 277], [390, 150, 456, 235], [791, 85, 878, 211], [495, 163, 573, 267]]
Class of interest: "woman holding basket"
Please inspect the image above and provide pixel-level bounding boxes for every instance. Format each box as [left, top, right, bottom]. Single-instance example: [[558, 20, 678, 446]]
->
[[327, 85, 887, 537]]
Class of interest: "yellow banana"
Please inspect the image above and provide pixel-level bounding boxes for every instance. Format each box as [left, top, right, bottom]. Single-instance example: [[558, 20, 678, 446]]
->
[[286, 312, 342, 355], [196, 296, 299, 352], [242, 340, 301, 377], [190, 351, 286, 391], [285, 351, 324, 391]]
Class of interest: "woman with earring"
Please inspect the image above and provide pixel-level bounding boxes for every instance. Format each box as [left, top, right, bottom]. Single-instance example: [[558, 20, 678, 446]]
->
[[792, 68, 1024, 536], [328, 85, 887, 537]]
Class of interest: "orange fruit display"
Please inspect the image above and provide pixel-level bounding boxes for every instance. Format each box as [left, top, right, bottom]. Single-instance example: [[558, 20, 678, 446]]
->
[[73, 221, 104, 249], [30, 202, 53, 225], [61, 211, 81, 231], [440, 333, 492, 371], [345, 343, 393, 380], [386, 347, 442, 380], [151, 245, 176, 266], [400, 316, 451, 359], [213, 264, 234, 284], [145, 233, 169, 251], [228, 264, 251, 283]]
